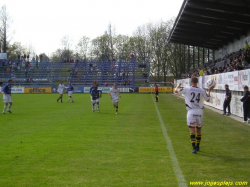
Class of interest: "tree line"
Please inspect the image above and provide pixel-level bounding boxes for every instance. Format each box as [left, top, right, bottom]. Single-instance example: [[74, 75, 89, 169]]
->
[[0, 5, 213, 81]]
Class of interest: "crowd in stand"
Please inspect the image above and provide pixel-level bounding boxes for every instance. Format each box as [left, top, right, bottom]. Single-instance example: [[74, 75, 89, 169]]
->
[[0, 55, 39, 80], [182, 42, 250, 78]]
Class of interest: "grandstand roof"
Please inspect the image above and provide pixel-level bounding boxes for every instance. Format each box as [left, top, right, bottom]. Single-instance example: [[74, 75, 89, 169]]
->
[[168, 0, 250, 49]]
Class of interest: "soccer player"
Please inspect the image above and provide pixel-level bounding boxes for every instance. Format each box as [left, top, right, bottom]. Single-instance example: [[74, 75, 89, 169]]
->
[[174, 77, 214, 154], [91, 86, 102, 112], [66, 82, 74, 102], [2, 79, 13, 114], [0, 82, 3, 102], [108, 83, 121, 114], [57, 81, 65, 102], [155, 83, 159, 102], [89, 81, 96, 102]]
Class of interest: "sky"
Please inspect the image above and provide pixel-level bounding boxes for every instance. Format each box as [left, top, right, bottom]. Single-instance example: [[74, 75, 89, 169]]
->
[[0, 0, 183, 56]]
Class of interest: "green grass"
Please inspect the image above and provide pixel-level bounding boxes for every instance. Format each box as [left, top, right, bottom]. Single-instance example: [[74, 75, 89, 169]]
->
[[0, 93, 249, 187]]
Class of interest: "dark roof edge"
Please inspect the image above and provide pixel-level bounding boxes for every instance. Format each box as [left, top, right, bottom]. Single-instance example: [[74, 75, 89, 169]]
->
[[167, 0, 188, 43]]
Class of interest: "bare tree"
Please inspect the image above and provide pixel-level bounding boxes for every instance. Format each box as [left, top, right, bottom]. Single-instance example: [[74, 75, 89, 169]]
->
[[76, 36, 90, 60], [0, 5, 14, 53], [61, 35, 73, 60]]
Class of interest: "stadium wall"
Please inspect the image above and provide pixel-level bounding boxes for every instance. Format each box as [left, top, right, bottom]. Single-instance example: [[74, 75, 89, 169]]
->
[[12, 86, 172, 94], [174, 69, 250, 118], [215, 31, 250, 59]]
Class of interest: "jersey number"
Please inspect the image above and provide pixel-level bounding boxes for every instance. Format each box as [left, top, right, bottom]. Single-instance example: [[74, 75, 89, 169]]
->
[[190, 92, 200, 103]]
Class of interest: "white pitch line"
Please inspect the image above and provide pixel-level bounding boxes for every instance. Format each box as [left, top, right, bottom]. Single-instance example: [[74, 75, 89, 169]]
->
[[152, 94, 187, 187]]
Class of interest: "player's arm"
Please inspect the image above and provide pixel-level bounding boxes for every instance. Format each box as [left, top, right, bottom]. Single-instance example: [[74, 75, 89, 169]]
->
[[117, 90, 121, 98], [204, 86, 214, 102], [108, 92, 112, 99], [241, 92, 249, 102], [174, 83, 182, 94], [2, 85, 7, 95]]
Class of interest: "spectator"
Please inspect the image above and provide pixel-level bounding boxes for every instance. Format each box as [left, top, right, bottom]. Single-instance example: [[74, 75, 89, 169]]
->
[[25, 70, 28, 78], [77, 72, 81, 79], [241, 86, 250, 123], [223, 84, 231, 116], [199, 67, 205, 76], [245, 41, 249, 50]]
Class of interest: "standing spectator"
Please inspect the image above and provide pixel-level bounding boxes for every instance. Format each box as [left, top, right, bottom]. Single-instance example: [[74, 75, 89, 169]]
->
[[240, 86, 250, 123], [155, 83, 159, 102], [77, 72, 81, 79], [25, 70, 28, 78], [199, 67, 205, 76], [223, 84, 231, 116], [18, 54, 21, 62], [245, 41, 249, 50], [131, 53, 134, 59]]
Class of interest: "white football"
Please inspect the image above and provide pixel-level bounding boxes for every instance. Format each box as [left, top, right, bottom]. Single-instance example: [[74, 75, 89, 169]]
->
[[206, 79, 216, 88]]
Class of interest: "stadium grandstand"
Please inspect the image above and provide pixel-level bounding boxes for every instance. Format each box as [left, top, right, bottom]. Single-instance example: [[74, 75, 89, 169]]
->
[[0, 54, 150, 88], [168, 0, 250, 78]]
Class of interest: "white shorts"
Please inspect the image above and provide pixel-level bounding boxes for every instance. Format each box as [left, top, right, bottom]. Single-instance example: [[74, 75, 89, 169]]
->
[[3, 94, 12, 103], [92, 99, 100, 104], [58, 90, 63, 95], [112, 97, 119, 105], [187, 108, 204, 128], [68, 91, 73, 96]]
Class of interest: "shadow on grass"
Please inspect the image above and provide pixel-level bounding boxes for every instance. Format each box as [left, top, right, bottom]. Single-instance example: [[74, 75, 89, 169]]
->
[[197, 151, 250, 162]]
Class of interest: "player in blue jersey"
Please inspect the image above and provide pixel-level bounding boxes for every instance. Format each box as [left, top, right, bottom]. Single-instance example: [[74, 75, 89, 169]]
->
[[0, 82, 3, 103], [89, 81, 96, 102], [2, 79, 13, 114], [66, 82, 74, 102], [91, 86, 102, 112]]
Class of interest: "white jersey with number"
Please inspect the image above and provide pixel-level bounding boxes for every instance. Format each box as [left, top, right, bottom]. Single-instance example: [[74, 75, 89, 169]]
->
[[109, 88, 119, 98], [179, 86, 210, 111], [57, 84, 65, 94]]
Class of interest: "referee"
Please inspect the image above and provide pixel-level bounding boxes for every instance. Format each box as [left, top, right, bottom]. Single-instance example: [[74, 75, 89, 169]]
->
[[155, 83, 159, 102]]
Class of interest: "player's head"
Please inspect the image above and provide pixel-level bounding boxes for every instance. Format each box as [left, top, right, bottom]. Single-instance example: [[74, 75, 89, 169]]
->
[[191, 77, 198, 86], [94, 86, 98, 90], [69, 82, 71, 85], [92, 81, 95, 86], [60, 81, 63, 84], [8, 79, 13, 85], [244, 85, 249, 91], [113, 83, 117, 89], [225, 84, 229, 89], [0, 82, 2, 86]]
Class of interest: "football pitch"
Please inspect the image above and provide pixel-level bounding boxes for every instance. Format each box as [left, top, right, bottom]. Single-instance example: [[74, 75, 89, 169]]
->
[[0, 93, 249, 187]]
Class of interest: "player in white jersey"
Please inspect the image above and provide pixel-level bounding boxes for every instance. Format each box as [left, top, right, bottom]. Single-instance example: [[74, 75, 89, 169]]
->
[[57, 81, 65, 103], [108, 83, 121, 114], [0, 82, 3, 102], [175, 77, 214, 154]]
